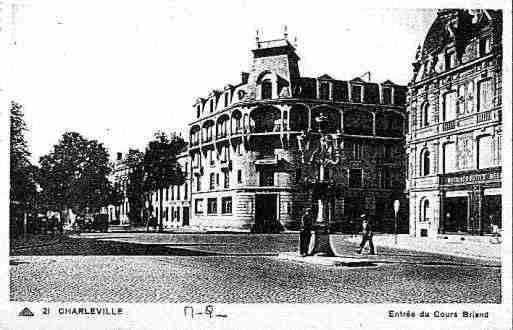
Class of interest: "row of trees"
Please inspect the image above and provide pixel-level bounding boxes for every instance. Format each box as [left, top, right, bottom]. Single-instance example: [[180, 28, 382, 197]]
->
[[10, 101, 38, 236], [124, 133, 187, 231], [10, 101, 186, 235]]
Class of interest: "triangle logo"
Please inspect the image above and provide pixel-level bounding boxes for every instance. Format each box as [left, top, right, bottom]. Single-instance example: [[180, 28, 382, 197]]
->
[[18, 307, 34, 317]]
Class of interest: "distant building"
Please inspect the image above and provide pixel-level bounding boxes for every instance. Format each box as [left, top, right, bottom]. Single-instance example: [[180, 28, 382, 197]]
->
[[148, 151, 191, 229], [188, 31, 407, 232], [406, 10, 502, 237], [106, 148, 191, 229], [106, 152, 140, 225]]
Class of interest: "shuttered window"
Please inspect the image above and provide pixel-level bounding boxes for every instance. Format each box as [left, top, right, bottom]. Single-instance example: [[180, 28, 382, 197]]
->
[[478, 79, 493, 112], [477, 135, 493, 169], [443, 92, 457, 121]]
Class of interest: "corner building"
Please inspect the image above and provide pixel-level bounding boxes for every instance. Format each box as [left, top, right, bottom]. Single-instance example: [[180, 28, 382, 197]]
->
[[406, 10, 502, 237], [189, 34, 407, 232]]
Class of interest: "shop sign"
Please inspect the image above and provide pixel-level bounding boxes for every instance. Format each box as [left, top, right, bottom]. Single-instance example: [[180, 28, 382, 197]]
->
[[443, 170, 501, 185]]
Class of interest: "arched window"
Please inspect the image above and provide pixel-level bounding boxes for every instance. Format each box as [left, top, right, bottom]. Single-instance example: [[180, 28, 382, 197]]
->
[[422, 103, 430, 127], [261, 79, 272, 99], [422, 199, 430, 222], [421, 149, 430, 176]]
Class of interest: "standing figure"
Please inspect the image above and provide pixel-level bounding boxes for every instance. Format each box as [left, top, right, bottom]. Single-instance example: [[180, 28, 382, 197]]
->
[[357, 214, 375, 255], [299, 208, 314, 257]]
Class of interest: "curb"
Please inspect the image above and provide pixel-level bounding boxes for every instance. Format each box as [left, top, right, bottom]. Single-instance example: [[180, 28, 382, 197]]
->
[[277, 253, 500, 268], [11, 237, 63, 251]]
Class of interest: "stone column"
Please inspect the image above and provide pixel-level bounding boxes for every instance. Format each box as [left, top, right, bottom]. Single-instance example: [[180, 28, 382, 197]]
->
[[307, 107, 312, 131], [432, 141, 440, 174], [438, 190, 445, 234], [340, 110, 344, 134], [372, 112, 376, 136], [478, 186, 484, 235]]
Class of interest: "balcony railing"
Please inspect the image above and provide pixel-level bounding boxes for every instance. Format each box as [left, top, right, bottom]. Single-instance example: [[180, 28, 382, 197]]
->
[[251, 123, 282, 133], [413, 175, 440, 188], [217, 131, 228, 139], [376, 157, 396, 164], [477, 111, 492, 123], [442, 120, 456, 131], [254, 154, 278, 165]]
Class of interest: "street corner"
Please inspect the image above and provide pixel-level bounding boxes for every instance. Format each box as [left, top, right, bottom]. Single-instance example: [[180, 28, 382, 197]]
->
[[277, 252, 380, 267]]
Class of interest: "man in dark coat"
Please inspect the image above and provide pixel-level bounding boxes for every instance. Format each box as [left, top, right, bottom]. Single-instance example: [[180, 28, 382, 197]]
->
[[299, 208, 314, 257], [357, 214, 375, 255]]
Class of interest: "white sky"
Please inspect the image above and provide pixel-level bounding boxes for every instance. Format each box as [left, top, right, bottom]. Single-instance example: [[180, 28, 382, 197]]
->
[[7, 1, 439, 162]]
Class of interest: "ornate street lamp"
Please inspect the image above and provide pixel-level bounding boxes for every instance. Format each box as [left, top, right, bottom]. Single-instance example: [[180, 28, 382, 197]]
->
[[297, 113, 342, 256]]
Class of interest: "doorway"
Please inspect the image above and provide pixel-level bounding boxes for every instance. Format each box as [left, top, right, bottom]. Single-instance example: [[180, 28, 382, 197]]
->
[[254, 194, 278, 233], [482, 194, 501, 233], [182, 207, 190, 226], [444, 197, 468, 233]]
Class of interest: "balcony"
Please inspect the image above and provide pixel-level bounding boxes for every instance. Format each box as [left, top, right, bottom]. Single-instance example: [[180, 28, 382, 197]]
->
[[412, 175, 440, 189], [414, 124, 438, 139], [442, 120, 456, 131], [251, 123, 282, 134], [254, 154, 278, 165], [217, 131, 228, 139], [477, 111, 491, 123]]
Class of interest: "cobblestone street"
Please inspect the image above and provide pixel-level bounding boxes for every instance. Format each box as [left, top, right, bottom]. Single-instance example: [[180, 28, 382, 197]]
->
[[10, 233, 501, 303]]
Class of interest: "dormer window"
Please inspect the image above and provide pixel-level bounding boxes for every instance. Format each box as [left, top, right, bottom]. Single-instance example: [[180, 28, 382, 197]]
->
[[319, 83, 330, 100], [196, 105, 200, 118], [479, 37, 491, 56], [224, 93, 229, 108], [382, 87, 392, 105], [445, 51, 456, 71], [351, 85, 363, 103], [261, 79, 272, 99], [210, 99, 214, 113]]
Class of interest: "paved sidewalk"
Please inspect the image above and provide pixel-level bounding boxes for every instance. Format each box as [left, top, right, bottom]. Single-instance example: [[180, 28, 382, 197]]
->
[[10, 234, 64, 251], [338, 234, 501, 262]]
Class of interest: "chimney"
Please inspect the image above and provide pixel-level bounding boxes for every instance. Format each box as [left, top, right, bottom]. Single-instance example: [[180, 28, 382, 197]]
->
[[241, 72, 249, 84], [117, 152, 122, 161]]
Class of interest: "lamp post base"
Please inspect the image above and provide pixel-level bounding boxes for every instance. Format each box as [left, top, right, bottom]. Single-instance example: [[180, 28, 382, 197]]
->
[[308, 226, 335, 257]]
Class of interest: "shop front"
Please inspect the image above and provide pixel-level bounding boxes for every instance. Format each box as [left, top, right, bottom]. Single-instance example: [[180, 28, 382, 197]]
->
[[439, 167, 501, 235]]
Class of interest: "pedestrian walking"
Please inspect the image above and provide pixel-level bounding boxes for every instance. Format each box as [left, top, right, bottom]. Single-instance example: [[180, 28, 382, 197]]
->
[[299, 208, 314, 257], [357, 214, 375, 255]]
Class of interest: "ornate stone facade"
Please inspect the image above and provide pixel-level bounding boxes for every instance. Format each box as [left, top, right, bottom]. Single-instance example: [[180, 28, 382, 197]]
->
[[188, 33, 407, 232], [406, 10, 502, 237]]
